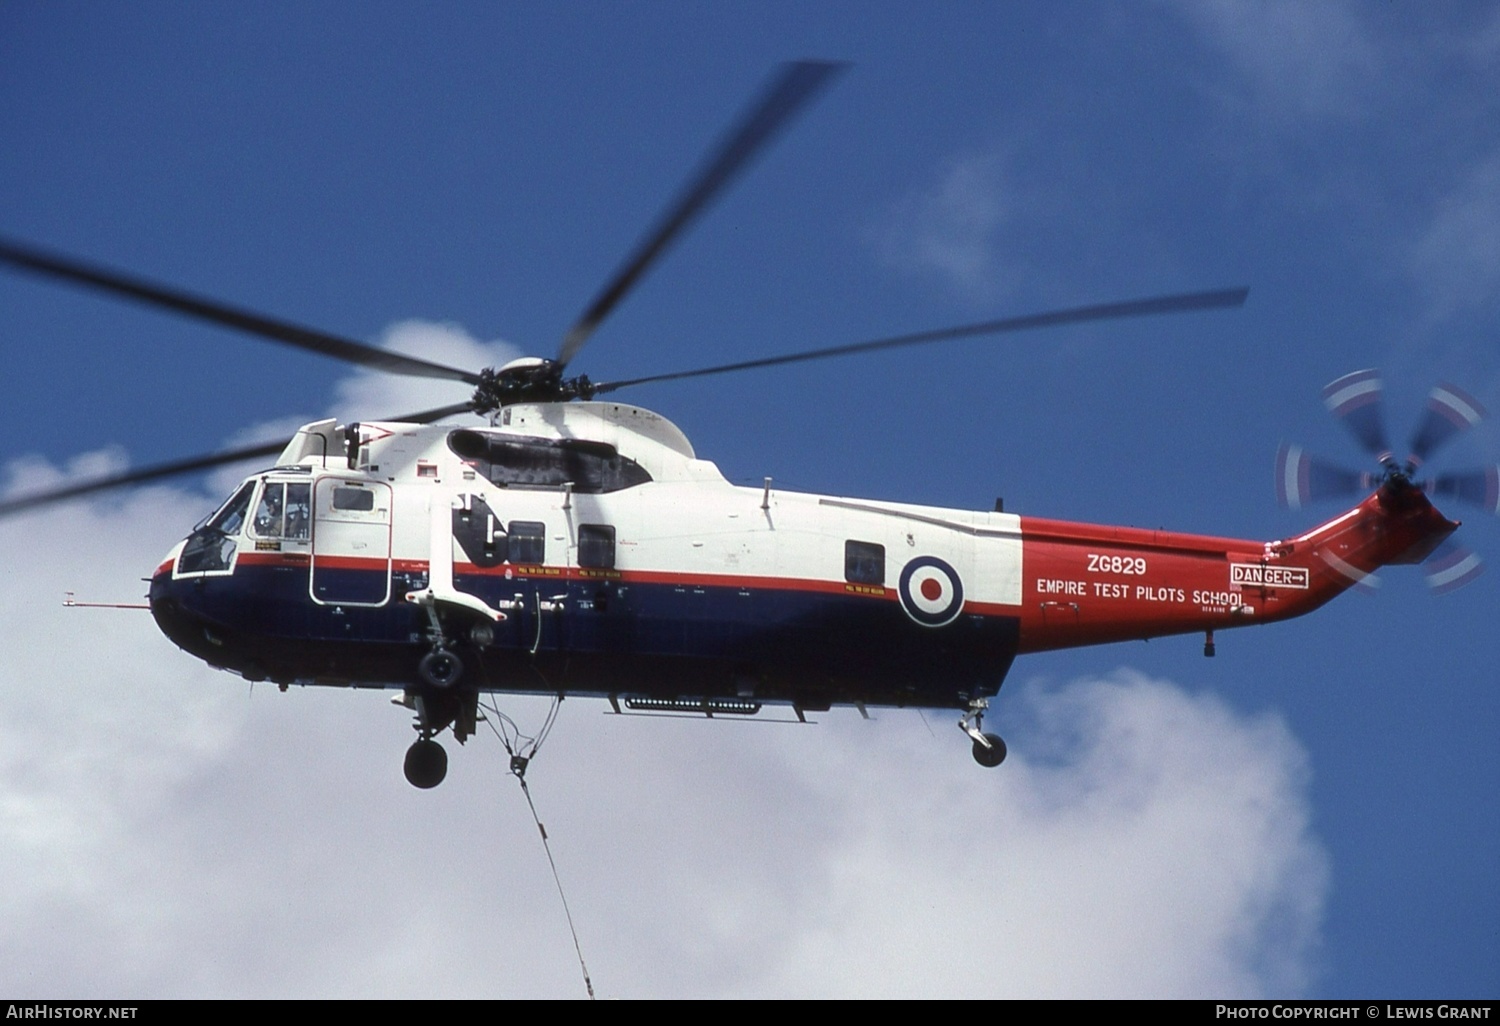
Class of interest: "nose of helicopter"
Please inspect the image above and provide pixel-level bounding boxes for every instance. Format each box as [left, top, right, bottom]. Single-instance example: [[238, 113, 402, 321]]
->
[[147, 541, 229, 668]]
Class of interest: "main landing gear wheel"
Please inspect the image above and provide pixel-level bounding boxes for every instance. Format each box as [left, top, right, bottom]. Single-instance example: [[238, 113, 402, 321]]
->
[[959, 698, 1006, 769], [419, 648, 463, 688], [972, 732, 1007, 768], [404, 738, 448, 788]]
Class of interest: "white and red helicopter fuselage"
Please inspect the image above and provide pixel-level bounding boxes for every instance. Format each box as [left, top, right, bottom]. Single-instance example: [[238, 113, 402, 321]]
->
[[148, 400, 1459, 759]]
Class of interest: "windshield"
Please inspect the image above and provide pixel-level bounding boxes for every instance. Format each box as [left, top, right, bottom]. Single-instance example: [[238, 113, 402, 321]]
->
[[177, 480, 256, 574]]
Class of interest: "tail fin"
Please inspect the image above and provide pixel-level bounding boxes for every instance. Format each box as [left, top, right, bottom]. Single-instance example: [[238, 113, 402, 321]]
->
[[1285, 479, 1458, 595]]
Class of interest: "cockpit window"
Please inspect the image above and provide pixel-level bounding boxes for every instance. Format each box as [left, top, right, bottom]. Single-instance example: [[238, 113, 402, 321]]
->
[[252, 481, 312, 540], [447, 430, 652, 493], [178, 480, 256, 574]]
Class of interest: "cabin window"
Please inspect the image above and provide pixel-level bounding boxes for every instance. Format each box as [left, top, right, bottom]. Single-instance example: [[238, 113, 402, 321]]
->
[[508, 521, 546, 564], [578, 524, 616, 569], [252, 481, 312, 540], [331, 486, 375, 512], [447, 430, 653, 493], [844, 540, 885, 585]]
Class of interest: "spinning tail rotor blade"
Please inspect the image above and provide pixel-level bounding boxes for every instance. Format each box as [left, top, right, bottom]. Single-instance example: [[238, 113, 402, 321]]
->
[[1275, 442, 1372, 509], [1322, 369, 1393, 466], [592, 286, 1250, 394], [0, 237, 482, 385], [1286, 369, 1492, 593], [1431, 466, 1500, 515], [556, 60, 845, 370], [1424, 539, 1484, 594], [1408, 383, 1486, 469], [1317, 546, 1381, 594]]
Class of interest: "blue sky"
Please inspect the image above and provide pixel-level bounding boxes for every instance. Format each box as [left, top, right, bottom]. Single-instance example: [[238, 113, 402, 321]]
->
[[1, 1, 1496, 998]]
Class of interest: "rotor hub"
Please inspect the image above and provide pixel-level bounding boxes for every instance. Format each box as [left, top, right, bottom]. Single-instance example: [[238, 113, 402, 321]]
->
[[471, 358, 595, 414]]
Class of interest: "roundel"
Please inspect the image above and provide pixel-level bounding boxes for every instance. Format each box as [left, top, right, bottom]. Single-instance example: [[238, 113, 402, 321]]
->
[[898, 556, 965, 627]]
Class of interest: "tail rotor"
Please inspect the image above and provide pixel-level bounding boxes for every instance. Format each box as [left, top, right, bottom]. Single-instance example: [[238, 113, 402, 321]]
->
[[1280, 369, 1496, 592]]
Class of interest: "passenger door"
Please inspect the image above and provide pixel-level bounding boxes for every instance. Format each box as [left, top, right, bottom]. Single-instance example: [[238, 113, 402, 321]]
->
[[310, 479, 393, 605]]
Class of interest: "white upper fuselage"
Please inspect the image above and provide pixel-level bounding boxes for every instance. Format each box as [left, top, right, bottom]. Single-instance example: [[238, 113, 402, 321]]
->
[[257, 401, 1025, 614]]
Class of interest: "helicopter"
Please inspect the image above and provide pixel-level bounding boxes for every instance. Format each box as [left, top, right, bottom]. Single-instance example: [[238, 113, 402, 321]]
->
[[0, 62, 1487, 789]]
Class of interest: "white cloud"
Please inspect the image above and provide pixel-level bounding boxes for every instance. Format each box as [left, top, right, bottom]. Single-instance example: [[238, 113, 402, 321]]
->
[[1, 446, 130, 503], [1169, 0, 1380, 121], [1409, 150, 1500, 324], [873, 153, 1013, 302], [728, 672, 1326, 998], [328, 319, 516, 425]]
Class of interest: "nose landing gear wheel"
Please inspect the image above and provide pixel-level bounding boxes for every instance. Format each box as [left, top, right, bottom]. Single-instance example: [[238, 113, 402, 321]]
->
[[404, 738, 448, 788], [972, 732, 1007, 768]]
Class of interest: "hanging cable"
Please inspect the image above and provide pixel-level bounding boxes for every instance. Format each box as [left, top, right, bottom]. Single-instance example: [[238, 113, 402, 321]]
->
[[481, 696, 594, 1000], [512, 767, 595, 1000], [483, 694, 560, 766]]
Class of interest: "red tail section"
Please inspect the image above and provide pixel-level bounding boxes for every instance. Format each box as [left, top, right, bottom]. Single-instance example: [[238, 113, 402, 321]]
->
[[1279, 480, 1458, 583], [1016, 482, 1459, 654]]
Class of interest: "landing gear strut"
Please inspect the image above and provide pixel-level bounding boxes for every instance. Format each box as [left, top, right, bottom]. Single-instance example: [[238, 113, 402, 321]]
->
[[401, 598, 475, 786], [959, 698, 1007, 768]]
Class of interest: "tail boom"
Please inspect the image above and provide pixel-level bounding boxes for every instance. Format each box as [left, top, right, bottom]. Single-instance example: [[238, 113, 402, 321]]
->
[[1014, 482, 1458, 653]]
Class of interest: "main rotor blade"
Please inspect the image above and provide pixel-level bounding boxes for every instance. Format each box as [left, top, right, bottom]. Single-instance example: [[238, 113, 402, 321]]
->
[[0, 439, 289, 518], [556, 60, 845, 369], [591, 286, 1250, 394], [387, 400, 477, 424], [0, 237, 482, 385], [0, 403, 475, 518]]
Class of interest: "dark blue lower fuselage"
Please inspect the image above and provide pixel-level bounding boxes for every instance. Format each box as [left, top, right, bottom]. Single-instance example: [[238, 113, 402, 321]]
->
[[150, 562, 1020, 710]]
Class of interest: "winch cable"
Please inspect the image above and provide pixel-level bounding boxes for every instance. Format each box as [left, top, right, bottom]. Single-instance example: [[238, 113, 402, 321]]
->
[[916, 708, 938, 738], [481, 697, 595, 1000]]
